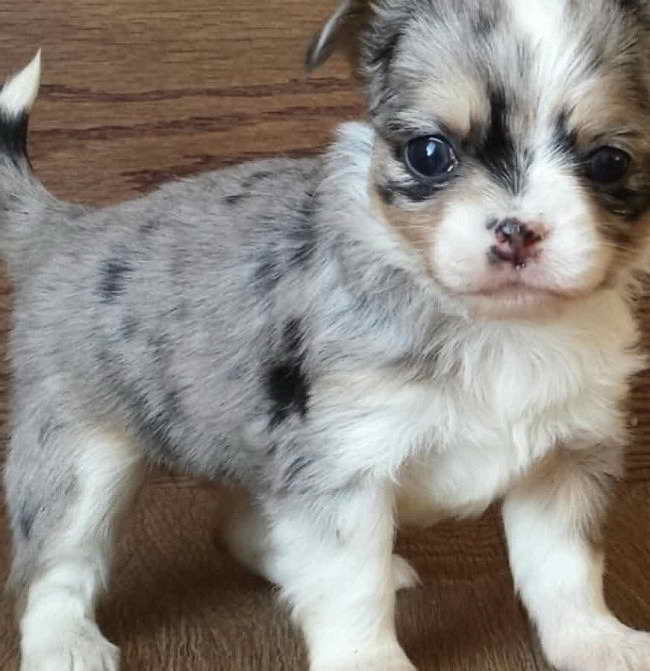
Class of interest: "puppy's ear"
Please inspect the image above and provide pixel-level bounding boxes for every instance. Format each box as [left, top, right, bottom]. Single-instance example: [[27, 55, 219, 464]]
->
[[305, 0, 370, 71]]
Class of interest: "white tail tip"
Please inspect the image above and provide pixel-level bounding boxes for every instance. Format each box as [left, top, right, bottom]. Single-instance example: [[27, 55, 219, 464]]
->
[[0, 50, 42, 118]]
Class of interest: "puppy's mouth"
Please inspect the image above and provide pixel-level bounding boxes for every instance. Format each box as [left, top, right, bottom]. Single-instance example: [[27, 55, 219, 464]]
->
[[459, 282, 564, 301], [432, 253, 608, 318], [451, 281, 582, 318]]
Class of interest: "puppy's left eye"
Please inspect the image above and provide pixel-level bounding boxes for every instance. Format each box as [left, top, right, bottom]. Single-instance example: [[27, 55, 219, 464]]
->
[[404, 136, 457, 180], [587, 147, 631, 184]]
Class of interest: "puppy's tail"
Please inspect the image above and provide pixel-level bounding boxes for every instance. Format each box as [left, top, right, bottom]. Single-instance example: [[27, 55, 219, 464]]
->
[[0, 51, 41, 171], [0, 52, 78, 282]]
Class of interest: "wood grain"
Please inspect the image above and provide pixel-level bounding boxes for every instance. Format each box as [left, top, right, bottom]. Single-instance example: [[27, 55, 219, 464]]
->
[[0, 0, 363, 206], [0, 1, 649, 670]]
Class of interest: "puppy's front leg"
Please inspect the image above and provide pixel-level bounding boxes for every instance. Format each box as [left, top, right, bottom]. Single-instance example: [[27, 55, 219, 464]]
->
[[503, 444, 650, 671], [262, 483, 415, 671]]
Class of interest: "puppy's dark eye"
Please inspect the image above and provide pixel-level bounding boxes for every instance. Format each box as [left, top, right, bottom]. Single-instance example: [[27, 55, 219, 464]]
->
[[587, 147, 631, 184], [404, 136, 457, 180]]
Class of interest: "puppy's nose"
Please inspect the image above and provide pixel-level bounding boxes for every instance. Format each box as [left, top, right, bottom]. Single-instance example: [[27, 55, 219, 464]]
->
[[489, 218, 542, 268]]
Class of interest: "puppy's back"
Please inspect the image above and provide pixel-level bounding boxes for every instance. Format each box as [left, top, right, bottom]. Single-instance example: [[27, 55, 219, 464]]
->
[[10, 149, 323, 479]]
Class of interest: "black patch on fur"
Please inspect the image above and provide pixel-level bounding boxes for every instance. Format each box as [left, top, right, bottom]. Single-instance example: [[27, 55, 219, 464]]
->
[[379, 179, 449, 203], [140, 401, 178, 458], [101, 327, 183, 462], [242, 171, 273, 190], [267, 319, 309, 427], [287, 191, 317, 267], [120, 315, 138, 340], [225, 194, 244, 205], [475, 87, 523, 193], [98, 258, 134, 304], [19, 501, 35, 538], [126, 385, 183, 461], [377, 183, 395, 205], [369, 29, 403, 77], [288, 232, 316, 267], [613, 0, 642, 12], [282, 456, 313, 490], [254, 254, 282, 292], [38, 418, 64, 448], [140, 219, 161, 236], [254, 191, 317, 290], [0, 111, 29, 168], [552, 111, 579, 157]]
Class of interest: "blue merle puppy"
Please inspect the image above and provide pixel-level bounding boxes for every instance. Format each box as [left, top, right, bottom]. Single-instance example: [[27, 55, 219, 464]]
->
[[5, 1, 650, 669]]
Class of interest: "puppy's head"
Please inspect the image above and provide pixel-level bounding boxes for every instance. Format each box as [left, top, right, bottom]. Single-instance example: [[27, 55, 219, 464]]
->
[[310, 0, 650, 318]]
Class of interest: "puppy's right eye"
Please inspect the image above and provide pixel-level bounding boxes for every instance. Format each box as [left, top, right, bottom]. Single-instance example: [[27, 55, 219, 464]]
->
[[586, 146, 631, 184], [404, 136, 457, 180]]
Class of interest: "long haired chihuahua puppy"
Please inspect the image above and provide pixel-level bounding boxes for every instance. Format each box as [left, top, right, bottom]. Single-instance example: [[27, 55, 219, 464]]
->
[[4, 1, 650, 669]]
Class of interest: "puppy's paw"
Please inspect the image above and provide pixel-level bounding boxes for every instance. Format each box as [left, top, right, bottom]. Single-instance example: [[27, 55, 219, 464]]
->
[[311, 643, 416, 671], [21, 619, 119, 671], [392, 553, 421, 591], [312, 656, 416, 671], [545, 620, 650, 671]]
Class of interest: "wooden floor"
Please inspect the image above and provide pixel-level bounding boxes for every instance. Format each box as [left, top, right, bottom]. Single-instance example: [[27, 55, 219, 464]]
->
[[1, 2, 650, 669]]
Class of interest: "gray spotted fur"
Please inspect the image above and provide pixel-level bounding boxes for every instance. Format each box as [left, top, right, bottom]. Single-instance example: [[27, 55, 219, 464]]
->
[[2, 130, 441, 588]]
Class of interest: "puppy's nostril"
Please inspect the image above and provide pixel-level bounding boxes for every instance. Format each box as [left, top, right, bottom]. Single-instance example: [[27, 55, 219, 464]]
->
[[494, 218, 541, 247], [490, 218, 543, 268], [495, 218, 520, 239]]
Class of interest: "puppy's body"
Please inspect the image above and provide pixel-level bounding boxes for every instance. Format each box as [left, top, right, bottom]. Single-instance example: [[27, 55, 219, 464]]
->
[[7, 126, 637, 506], [5, 1, 650, 670]]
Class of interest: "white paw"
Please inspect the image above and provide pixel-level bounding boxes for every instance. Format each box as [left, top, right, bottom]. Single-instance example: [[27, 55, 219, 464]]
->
[[311, 643, 416, 671], [392, 553, 421, 592], [312, 656, 416, 671], [544, 620, 650, 671], [21, 619, 120, 671], [312, 664, 415, 671]]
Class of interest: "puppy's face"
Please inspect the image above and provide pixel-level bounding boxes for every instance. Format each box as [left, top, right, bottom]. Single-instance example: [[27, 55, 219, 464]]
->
[[314, 0, 650, 318]]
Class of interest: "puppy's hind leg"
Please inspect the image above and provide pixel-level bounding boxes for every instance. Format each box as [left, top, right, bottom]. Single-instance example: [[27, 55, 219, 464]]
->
[[5, 417, 143, 671], [221, 488, 420, 592], [222, 483, 415, 671]]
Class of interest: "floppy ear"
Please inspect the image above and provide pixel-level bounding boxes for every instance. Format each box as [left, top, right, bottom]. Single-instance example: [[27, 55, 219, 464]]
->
[[305, 0, 369, 71]]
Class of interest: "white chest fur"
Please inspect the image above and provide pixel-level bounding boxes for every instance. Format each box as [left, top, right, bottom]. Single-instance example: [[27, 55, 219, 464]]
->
[[317, 291, 644, 524], [398, 291, 644, 523]]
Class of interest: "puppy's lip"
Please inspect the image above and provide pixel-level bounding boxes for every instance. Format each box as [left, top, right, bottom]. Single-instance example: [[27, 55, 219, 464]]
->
[[433, 268, 600, 304], [458, 283, 564, 300]]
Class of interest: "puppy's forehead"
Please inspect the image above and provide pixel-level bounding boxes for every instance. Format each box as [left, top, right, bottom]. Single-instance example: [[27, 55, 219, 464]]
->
[[374, 0, 648, 137]]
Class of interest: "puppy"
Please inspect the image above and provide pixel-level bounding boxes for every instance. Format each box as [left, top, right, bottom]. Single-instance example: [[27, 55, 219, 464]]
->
[[4, 1, 650, 669]]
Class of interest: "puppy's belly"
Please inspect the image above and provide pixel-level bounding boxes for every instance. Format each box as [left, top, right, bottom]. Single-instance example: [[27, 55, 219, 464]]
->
[[396, 435, 536, 527]]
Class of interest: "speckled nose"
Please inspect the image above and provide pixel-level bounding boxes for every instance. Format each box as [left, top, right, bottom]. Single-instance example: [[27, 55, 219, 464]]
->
[[490, 218, 543, 269]]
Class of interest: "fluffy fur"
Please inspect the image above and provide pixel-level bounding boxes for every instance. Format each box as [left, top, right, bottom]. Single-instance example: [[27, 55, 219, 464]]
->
[[3, 1, 650, 670]]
